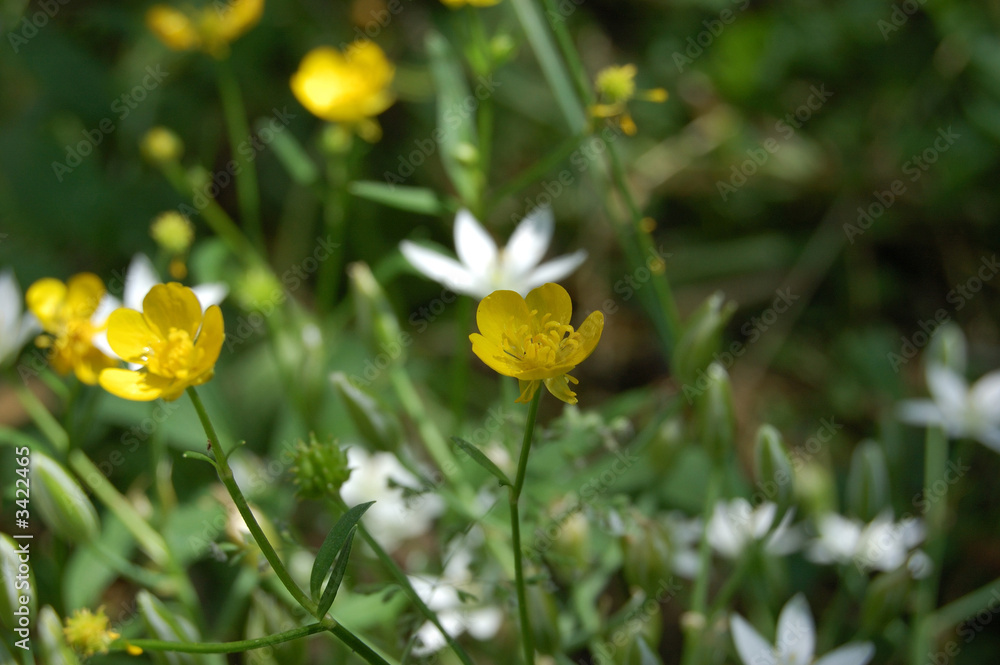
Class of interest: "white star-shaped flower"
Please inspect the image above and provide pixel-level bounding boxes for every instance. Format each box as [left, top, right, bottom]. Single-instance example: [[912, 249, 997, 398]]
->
[[400, 207, 587, 298], [806, 512, 929, 577], [706, 498, 801, 560], [731, 594, 875, 665], [897, 362, 1000, 452], [0, 269, 39, 367]]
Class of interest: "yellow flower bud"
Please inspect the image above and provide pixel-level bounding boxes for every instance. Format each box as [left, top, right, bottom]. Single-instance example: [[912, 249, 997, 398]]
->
[[140, 126, 183, 165], [62, 607, 118, 657], [149, 211, 195, 255]]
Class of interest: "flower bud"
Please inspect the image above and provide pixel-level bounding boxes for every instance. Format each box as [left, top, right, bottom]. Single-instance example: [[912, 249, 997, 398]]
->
[[846, 440, 890, 522], [648, 417, 684, 473], [452, 141, 479, 167], [235, 264, 283, 311], [290, 433, 352, 500], [926, 322, 967, 376], [541, 499, 591, 583], [490, 34, 516, 64], [753, 424, 794, 509], [137, 591, 209, 665], [526, 577, 561, 655], [794, 462, 837, 518], [32, 453, 100, 544], [697, 363, 735, 462], [672, 292, 737, 386], [621, 513, 673, 598], [61, 607, 119, 658], [321, 123, 354, 155], [140, 126, 184, 165], [38, 606, 81, 665], [0, 534, 37, 630], [348, 262, 404, 361], [150, 211, 195, 256], [331, 372, 401, 451]]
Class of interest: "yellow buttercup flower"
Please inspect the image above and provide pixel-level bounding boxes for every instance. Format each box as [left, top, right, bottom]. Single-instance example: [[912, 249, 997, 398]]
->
[[146, 0, 263, 57], [63, 607, 119, 656], [470, 283, 603, 404], [99, 283, 224, 402], [290, 41, 395, 142], [440, 0, 500, 8], [26, 273, 116, 385], [591, 64, 668, 136]]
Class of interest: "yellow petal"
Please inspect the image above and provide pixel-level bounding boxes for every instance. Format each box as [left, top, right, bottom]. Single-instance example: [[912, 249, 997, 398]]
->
[[525, 283, 572, 327], [516, 379, 540, 403], [106, 308, 157, 363], [191, 305, 225, 377], [142, 283, 202, 340], [470, 333, 519, 377], [65, 273, 106, 320], [147, 5, 199, 51], [564, 310, 604, 366], [99, 369, 169, 401], [74, 348, 117, 385], [26, 278, 67, 329], [543, 373, 579, 404], [215, 0, 263, 43], [476, 290, 530, 345]]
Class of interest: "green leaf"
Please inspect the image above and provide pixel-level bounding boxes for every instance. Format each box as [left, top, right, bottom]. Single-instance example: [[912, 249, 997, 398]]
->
[[310, 502, 374, 600], [259, 118, 319, 186], [451, 437, 511, 487], [426, 31, 481, 206], [182, 451, 219, 469], [316, 526, 358, 617], [348, 181, 450, 216]]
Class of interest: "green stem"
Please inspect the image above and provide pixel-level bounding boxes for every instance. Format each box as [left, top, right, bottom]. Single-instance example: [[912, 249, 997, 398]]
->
[[317, 151, 350, 312], [216, 59, 262, 250], [118, 622, 330, 654], [488, 134, 583, 207], [389, 367, 463, 484], [926, 575, 1000, 634], [680, 464, 722, 665], [329, 497, 475, 665], [449, 296, 473, 429], [13, 383, 68, 454], [510, 388, 543, 665], [910, 426, 949, 665], [536, 0, 593, 105]]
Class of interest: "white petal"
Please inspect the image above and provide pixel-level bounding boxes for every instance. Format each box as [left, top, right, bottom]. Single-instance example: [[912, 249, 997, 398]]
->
[[813, 642, 875, 665], [124, 254, 162, 310], [465, 607, 503, 639], [91, 292, 120, 328], [707, 503, 743, 559], [926, 364, 969, 422], [907, 550, 933, 579], [974, 426, 1000, 453], [776, 594, 815, 663], [751, 502, 777, 539], [970, 370, 1000, 424], [520, 250, 588, 293], [191, 283, 229, 309], [896, 400, 944, 427], [503, 207, 554, 279], [730, 614, 776, 665], [454, 210, 498, 272], [400, 241, 480, 296]]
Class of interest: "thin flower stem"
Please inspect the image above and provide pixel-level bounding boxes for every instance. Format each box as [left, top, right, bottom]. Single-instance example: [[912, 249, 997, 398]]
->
[[216, 59, 263, 250], [487, 134, 584, 207], [118, 621, 330, 653], [450, 296, 473, 429], [510, 388, 543, 665], [317, 151, 350, 312], [926, 574, 1000, 635], [680, 464, 722, 665], [910, 425, 949, 665], [13, 383, 68, 453], [329, 496, 476, 665]]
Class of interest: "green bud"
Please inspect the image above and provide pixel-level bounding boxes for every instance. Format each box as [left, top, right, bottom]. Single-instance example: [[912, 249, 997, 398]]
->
[[697, 363, 735, 461], [321, 123, 353, 155], [140, 126, 184, 165], [754, 424, 794, 508], [672, 292, 737, 386], [32, 453, 99, 544], [621, 513, 673, 598], [526, 577, 561, 655], [542, 500, 591, 584], [648, 417, 685, 474], [452, 141, 479, 167], [348, 262, 404, 362], [187, 165, 211, 192], [794, 462, 837, 518], [847, 440, 890, 522], [489, 34, 517, 64], [617, 634, 663, 665], [0, 534, 37, 630], [137, 591, 208, 665], [926, 322, 967, 376], [38, 606, 81, 665], [235, 264, 282, 312], [290, 433, 352, 500], [332, 372, 401, 451]]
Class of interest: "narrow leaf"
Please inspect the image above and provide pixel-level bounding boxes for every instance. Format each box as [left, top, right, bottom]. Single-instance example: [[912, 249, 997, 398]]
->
[[182, 451, 218, 469], [451, 437, 511, 487], [348, 181, 450, 216], [310, 501, 374, 600], [317, 526, 358, 617]]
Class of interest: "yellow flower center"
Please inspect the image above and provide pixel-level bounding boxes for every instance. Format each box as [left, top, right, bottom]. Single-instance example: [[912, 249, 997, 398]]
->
[[145, 327, 201, 379], [501, 312, 581, 370]]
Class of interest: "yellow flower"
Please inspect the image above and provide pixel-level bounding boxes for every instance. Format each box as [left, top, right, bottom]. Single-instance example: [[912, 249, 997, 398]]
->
[[591, 64, 668, 136], [63, 607, 119, 656], [26, 274, 116, 385], [99, 283, 224, 402], [470, 283, 603, 404], [290, 41, 395, 141], [146, 0, 263, 57], [440, 0, 500, 8]]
